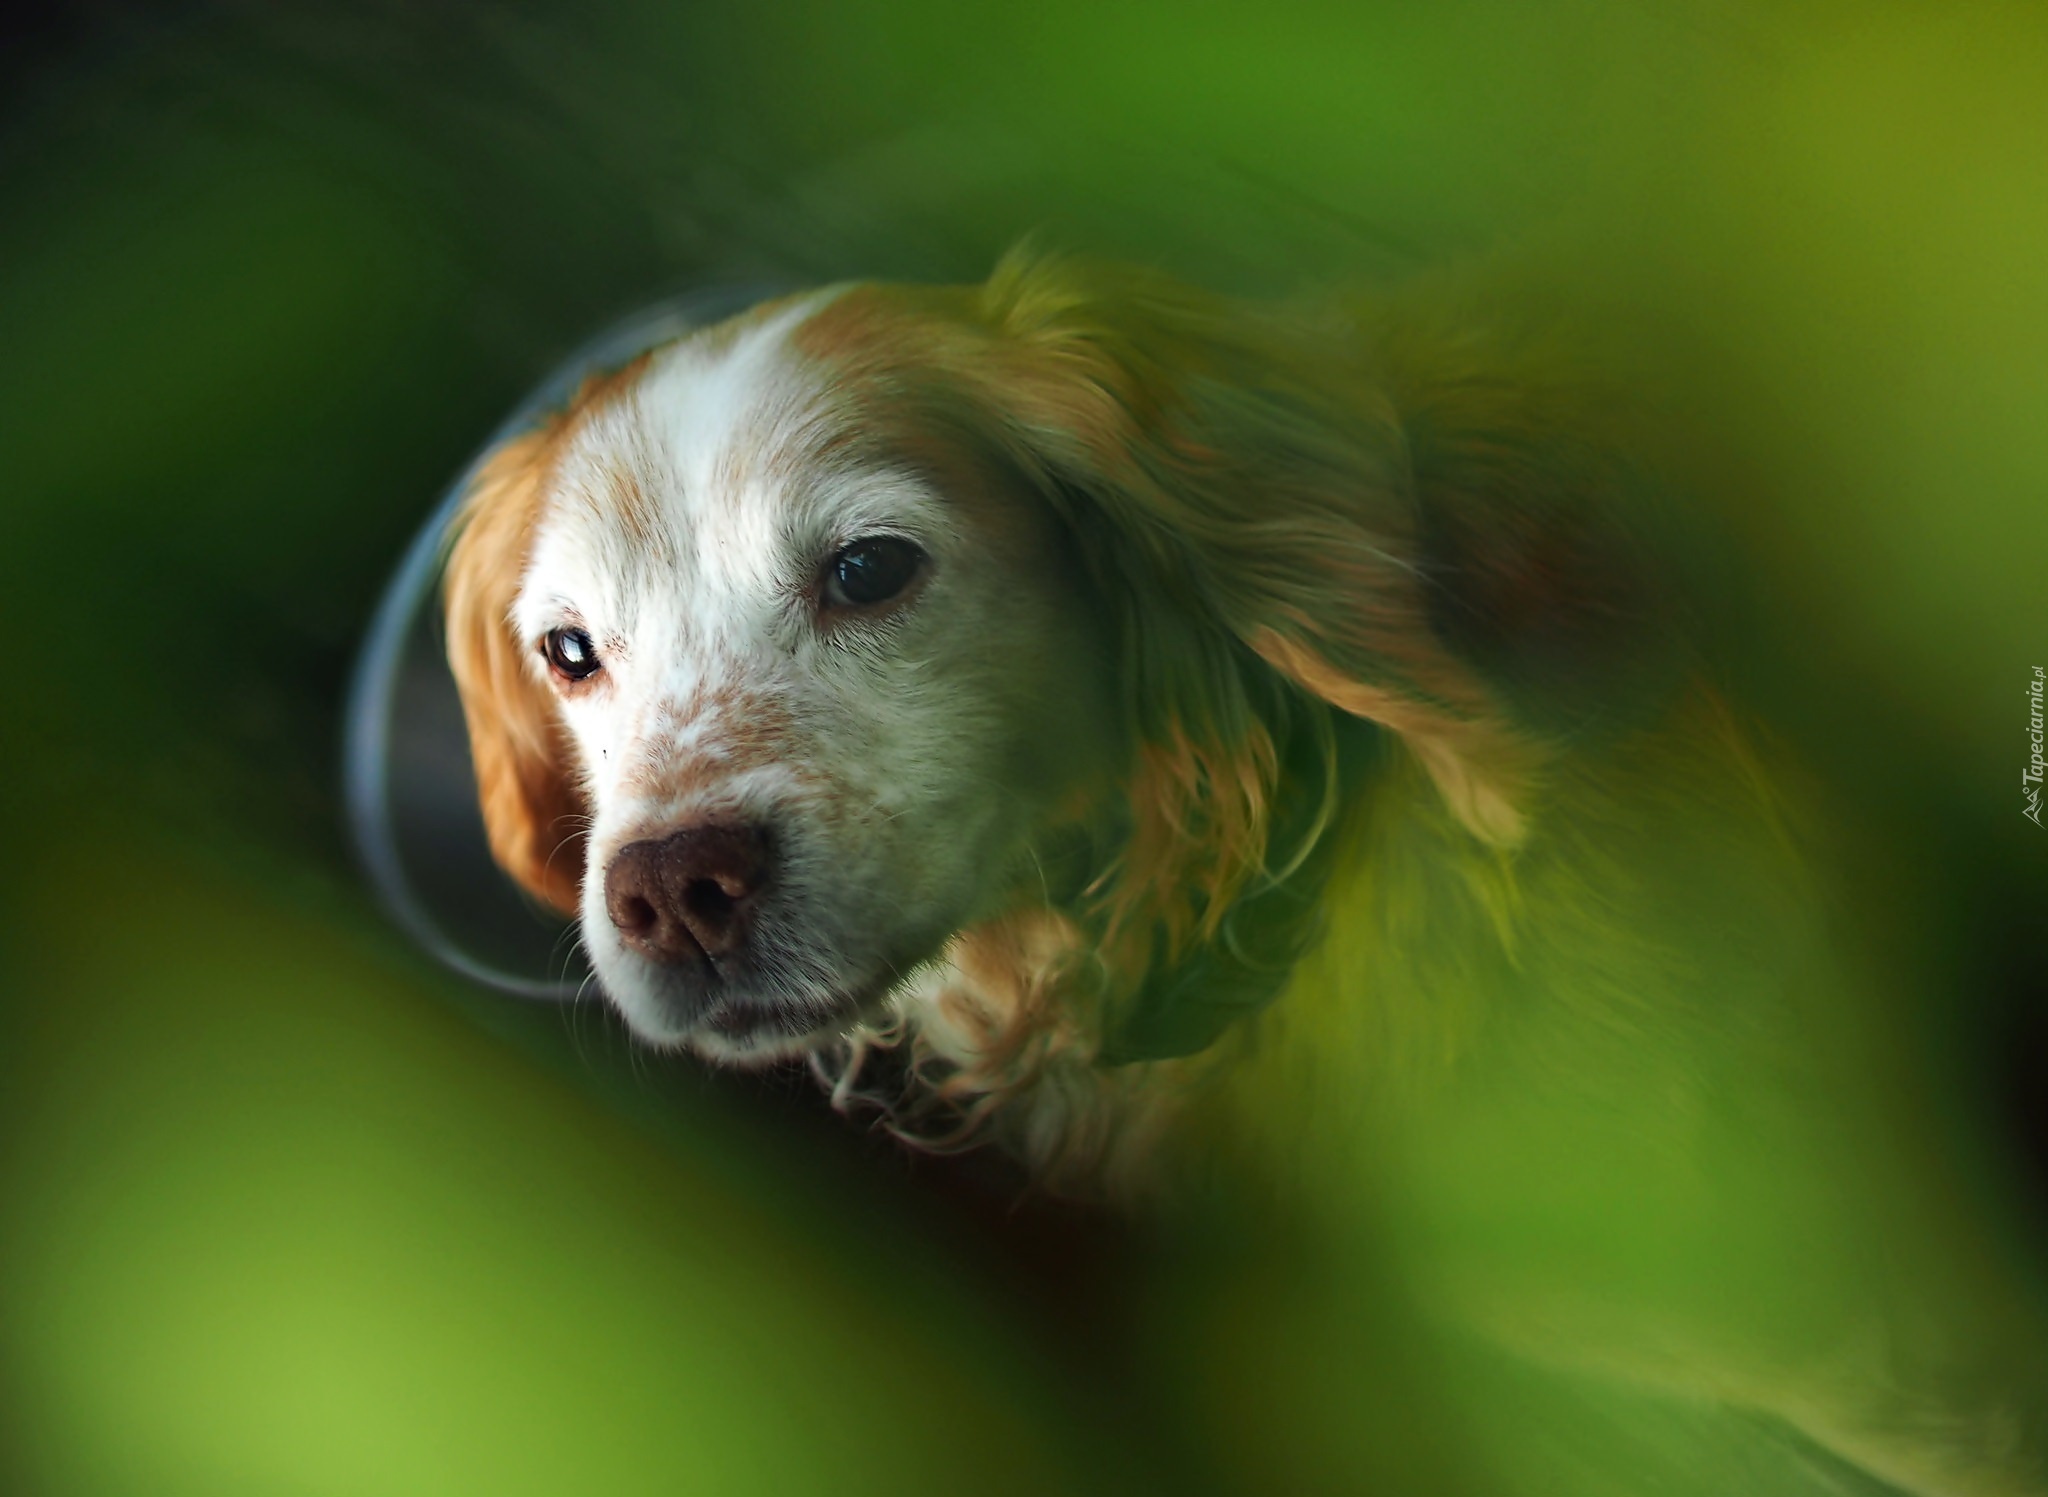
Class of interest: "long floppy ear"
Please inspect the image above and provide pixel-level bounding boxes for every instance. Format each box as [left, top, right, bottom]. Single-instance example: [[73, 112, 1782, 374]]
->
[[971, 252, 1595, 852], [443, 425, 588, 915]]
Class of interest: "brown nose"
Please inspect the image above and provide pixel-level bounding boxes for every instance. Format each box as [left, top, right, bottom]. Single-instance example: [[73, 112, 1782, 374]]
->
[[603, 823, 774, 966]]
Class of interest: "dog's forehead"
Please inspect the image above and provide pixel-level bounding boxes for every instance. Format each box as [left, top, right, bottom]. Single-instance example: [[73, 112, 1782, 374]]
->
[[522, 292, 987, 644], [539, 298, 833, 591]]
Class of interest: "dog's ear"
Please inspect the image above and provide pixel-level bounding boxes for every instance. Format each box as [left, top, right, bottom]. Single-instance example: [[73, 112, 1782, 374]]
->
[[973, 252, 1580, 853], [444, 425, 587, 915]]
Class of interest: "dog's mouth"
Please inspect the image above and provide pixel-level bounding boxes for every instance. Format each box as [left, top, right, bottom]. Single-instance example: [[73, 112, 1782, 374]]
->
[[681, 972, 901, 1061], [589, 930, 916, 1059], [703, 987, 862, 1043]]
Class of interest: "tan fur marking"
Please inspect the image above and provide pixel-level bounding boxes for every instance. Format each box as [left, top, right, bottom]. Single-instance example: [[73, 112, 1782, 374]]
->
[[444, 426, 588, 913], [442, 351, 664, 913], [1251, 627, 1532, 847]]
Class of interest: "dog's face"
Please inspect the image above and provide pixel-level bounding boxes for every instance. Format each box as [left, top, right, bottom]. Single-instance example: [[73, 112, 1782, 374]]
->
[[449, 258, 1563, 1066], [457, 297, 1121, 1059]]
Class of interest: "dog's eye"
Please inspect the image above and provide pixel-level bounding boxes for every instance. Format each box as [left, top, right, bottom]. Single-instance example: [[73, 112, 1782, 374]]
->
[[823, 536, 926, 610], [541, 626, 602, 682]]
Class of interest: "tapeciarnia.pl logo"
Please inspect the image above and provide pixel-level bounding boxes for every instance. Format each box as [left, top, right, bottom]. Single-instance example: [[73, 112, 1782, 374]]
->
[[2027, 667, 2045, 827]]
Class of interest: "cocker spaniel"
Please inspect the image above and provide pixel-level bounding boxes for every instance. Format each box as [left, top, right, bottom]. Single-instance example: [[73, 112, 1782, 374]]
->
[[444, 252, 2046, 1496]]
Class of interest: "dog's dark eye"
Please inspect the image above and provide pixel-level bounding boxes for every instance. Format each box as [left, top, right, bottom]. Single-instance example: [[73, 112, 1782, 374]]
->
[[541, 626, 602, 681], [824, 536, 926, 610]]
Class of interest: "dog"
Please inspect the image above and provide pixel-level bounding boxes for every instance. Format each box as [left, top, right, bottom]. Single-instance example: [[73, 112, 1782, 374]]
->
[[444, 251, 2047, 1495]]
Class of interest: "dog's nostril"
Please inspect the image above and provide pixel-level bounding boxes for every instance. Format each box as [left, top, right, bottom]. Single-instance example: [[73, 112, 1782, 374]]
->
[[615, 893, 659, 934], [683, 877, 737, 921]]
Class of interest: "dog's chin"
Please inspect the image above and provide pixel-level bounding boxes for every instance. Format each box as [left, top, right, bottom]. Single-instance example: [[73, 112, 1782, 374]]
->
[[594, 954, 899, 1067], [681, 1014, 848, 1066]]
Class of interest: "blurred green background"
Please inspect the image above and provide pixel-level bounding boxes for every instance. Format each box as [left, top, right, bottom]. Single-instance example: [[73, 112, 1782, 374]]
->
[[2, 1, 2045, 1492]]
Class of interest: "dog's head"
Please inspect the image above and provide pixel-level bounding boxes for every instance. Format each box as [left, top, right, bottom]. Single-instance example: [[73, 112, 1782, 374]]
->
[[447, 255, 1646, 1063]]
